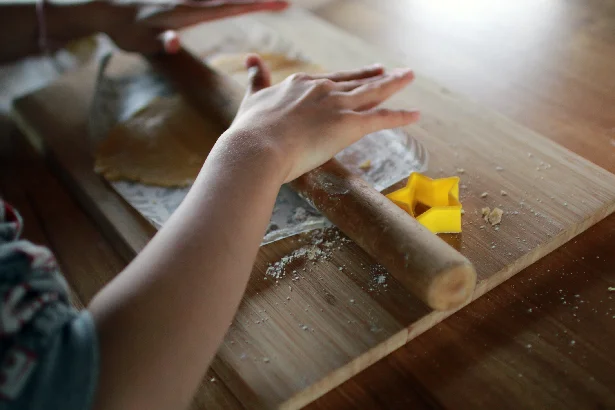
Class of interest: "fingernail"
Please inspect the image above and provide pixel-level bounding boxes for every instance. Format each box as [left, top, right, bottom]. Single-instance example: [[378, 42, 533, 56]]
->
[[247, 66, 260, 77], [161, 30, 180, 54], [393, 68, 413, 77], [369, 63, 383, 69]]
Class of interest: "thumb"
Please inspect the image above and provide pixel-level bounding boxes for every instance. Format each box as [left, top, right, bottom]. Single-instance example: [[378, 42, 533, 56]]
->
[[245, 54, 271, 95]]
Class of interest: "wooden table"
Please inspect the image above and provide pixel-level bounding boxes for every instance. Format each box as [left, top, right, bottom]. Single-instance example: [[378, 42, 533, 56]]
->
[[1, 0, 614, 408]]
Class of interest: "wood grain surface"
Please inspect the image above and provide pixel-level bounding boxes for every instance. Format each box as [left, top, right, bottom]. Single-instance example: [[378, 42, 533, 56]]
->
[[308, 1, 615, 408], [11, 8, 615, 409], [1, 1, 613, 409]]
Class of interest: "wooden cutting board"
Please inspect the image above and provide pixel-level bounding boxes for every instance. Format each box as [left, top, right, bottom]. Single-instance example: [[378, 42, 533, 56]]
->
[[12, 8, 615, 410]]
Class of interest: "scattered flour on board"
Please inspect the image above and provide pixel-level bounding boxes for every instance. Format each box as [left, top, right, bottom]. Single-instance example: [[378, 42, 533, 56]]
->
[[367, 264, 389, 292], [266, 246, 323, 279], [264, 228, 392, 295], [265, 228, 349, 279]]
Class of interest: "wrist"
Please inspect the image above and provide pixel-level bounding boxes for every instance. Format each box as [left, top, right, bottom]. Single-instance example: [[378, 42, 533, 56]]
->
[[217, 128, 290, 186]]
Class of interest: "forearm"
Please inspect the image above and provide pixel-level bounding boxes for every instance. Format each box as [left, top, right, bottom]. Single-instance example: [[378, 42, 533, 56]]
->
[[89, 129, 284, 410]]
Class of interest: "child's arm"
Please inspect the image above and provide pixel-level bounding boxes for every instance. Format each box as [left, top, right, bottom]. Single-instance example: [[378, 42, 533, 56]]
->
[[89, 55, 419, 410]]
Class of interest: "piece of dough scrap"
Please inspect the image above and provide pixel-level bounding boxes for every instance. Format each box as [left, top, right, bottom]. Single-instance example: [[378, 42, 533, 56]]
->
[[481, 206, 503, 226], [94, 53, 325, 187]]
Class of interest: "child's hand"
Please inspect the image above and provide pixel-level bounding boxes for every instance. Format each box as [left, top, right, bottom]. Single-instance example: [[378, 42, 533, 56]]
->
[[47, 1, 288, 55], [107, 0, 288, 54], [229, 54, 420, 183]]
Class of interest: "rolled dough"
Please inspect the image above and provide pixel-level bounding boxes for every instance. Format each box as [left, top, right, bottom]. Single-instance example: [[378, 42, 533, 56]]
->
[[94, 53, 325, 187], [94, 96, 219, 187]]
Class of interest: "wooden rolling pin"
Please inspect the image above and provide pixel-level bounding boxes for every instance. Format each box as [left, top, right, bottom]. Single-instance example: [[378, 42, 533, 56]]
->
[[150, 48, 476, 311]]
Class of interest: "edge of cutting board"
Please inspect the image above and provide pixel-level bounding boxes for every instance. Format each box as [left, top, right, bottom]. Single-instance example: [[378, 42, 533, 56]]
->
[[282, 198, 615, 410]]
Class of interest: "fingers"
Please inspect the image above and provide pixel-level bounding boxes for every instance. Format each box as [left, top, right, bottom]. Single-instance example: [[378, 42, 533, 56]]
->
[[340, 69, 415, 111], [142, 1, 289, 29], [245, 54, 272, 95], [334, 74, 387, 92], [350, 108, 420, 135], [311, 64, 384, 83]]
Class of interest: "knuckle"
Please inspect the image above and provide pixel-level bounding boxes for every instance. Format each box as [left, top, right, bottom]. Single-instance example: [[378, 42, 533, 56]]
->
[[289, 72, 309, 83], [351, 82, 376, 97], [314, 78, 336, 90]]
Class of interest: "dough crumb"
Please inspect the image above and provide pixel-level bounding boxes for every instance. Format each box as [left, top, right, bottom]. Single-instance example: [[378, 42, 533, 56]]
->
[[481, 206, 503, 226], [263, 357, 270, 363], [481, 207, 491, 222], [495, 166, 504, 171], [480, 192, 488, 198], [460, 209, 465, 215], [456, 168, 465, 174], [608, 287, 615, 292], [359, 159, 372, 170], [500, 190, 508, 196], [488, 207, 504, 226]]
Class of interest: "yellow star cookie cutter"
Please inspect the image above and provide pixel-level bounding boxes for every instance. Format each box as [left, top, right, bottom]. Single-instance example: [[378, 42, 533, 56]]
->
[[386, 172, 462, 234]]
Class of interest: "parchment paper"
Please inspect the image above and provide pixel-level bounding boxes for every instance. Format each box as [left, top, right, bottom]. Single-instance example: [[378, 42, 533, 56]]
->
[[89, 41, 428, 245]]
